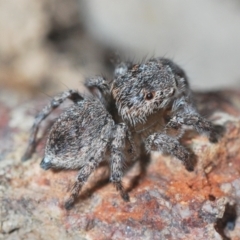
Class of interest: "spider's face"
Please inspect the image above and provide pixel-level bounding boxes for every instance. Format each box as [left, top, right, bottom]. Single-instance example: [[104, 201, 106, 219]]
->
[[111, 59, 187, 125]]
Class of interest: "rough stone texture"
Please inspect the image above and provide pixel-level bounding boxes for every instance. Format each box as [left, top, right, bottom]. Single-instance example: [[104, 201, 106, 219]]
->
[[1, 88, 240, 240], [1, 1, 240, 239]]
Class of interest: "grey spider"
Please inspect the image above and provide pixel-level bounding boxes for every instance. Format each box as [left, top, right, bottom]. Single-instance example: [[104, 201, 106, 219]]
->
[[22, 57, 218, 209]]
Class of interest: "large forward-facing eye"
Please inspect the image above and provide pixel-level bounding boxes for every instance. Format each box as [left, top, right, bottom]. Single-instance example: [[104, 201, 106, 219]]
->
[[145, 92, 154, 100]]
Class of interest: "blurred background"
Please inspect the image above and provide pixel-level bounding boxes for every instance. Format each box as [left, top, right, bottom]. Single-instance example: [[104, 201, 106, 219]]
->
[[1, 0, 240, 97]]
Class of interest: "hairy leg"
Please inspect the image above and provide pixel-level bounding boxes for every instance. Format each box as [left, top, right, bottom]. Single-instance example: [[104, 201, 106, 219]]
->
[[85, 76, 115, 111], [65, 158, 99, 210], [22, 90, 83, 161], [66, 142, 113, 209], [145, 133, 194, 171], [65, 118, 114, 209], [85, 76, 110, 95], [165, 97, 218, 142], [110, 123, 129, 201], [167, 113, 217, 142]]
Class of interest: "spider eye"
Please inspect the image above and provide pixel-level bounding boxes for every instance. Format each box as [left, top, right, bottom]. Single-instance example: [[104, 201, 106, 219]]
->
[[145, 92, 154, 100]]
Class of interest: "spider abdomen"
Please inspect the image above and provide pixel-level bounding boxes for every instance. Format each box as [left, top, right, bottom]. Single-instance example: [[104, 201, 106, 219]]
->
[[42, 99, 114, 170]]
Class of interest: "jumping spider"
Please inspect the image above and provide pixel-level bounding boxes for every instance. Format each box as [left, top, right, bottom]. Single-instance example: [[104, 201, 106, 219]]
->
[[22, 57, 218, 209]]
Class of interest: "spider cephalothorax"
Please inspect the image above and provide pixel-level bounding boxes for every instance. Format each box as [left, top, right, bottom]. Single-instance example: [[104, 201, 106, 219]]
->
[[112, 58, 189, 125], [22, 57, 217, 209]]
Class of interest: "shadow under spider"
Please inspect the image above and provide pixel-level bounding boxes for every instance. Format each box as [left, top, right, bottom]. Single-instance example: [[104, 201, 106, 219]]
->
[[68, 150, 152, 206], [125, 147, 151, 193], [73, 142, 198, 206]]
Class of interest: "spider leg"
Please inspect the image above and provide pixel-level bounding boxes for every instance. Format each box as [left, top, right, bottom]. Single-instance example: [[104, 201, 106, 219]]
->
[[64, 158, 99, 210], [145, 133, 194, 171], [22, 90, 83, 161], [65, 118, 114, 209], [85, 76, 110, 95], [110, 123, 129, 201], [165, 98, 218, 142], [85, 76, 112, 109]]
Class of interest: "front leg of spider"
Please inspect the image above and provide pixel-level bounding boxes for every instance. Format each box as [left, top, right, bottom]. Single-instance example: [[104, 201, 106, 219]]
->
[[22, 90, 83, 161], [145, 133, 194, 171], [165, 98, 218, 143], [110, 123, 130, 201], [183, 114, 217, 143]]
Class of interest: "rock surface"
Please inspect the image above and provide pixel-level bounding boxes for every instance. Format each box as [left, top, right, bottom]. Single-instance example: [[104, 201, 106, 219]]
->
[[1, 88, 240, 240], [1, 1, 240, 239]]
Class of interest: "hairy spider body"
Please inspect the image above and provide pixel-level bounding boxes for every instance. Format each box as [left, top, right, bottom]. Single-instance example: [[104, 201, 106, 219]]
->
[[22, 58, 217, 209]]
